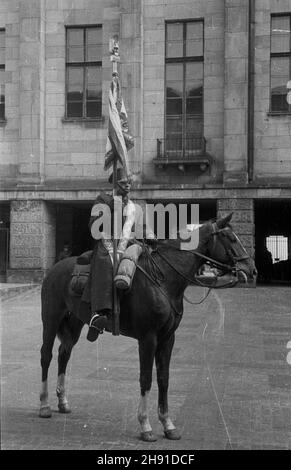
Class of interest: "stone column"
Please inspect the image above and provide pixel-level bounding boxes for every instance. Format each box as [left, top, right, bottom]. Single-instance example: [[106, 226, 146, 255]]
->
[[8, 200, 56, 283], [223, 0, 248, 185], [119, 0, 143, 175], [18, 0, 45, 184], [217, 198, 254, 256]]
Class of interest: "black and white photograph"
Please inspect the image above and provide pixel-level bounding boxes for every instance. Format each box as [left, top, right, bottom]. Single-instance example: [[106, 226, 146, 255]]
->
[[0, 0, 291, 457]]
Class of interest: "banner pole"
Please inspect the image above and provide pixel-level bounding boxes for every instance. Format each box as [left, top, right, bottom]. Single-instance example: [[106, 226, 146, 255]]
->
[[112, 160, 120, 336], [110, 36, 120, 336]]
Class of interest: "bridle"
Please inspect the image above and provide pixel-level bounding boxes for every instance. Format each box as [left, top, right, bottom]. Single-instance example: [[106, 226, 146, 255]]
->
[[136, 222, 252, 311], [151, 222, 251, 290], [210, 222, 250, 267]]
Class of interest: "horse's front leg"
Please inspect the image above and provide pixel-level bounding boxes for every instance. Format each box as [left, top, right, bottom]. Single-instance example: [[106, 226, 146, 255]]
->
[[155, 333, 181, 440], [138, 333, 157, 442], [56, 372, 71, 413]]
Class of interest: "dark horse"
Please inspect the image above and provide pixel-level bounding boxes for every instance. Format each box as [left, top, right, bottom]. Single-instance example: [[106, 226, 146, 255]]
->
[[39, 214, 256, 441]]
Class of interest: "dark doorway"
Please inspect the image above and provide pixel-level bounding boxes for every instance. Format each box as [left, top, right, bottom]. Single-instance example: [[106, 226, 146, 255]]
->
[[0, 203, 10, 281], [255, 200, 291, 284], [72, 206, 94, 255], [55, 203, 93, 261], [55, 199, 217, 260]]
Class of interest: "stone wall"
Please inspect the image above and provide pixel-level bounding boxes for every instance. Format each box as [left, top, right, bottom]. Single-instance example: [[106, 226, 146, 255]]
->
[[217, 197, 254, 256], [44, 0, 109, 183], [253, 0, 291, 180], [18, 0, 45, 184], [8, 199, 56, 282], [142, 0, 226, 184], [223, 0, 248, 185], [1, 0, 291, 189], [0, 0, 20, 186]]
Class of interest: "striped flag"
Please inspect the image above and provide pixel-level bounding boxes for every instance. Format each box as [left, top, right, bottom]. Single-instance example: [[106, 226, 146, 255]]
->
[[104, 74, 134, 176]]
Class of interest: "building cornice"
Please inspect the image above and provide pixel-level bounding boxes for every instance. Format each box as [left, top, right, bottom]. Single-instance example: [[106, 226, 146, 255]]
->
[[1, 184, 291, 201]]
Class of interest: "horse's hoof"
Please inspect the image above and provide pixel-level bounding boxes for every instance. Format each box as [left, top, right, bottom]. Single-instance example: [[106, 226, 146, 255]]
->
[[58, 403, 71, 414], [164, 429, 181, 440], [140, 431, 157, 442], [39, 405, 52, 418]]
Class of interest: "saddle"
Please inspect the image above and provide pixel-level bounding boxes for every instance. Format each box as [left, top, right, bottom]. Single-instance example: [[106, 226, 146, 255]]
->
[[70, 244, 143, 296], [70, 250, 92, 296]]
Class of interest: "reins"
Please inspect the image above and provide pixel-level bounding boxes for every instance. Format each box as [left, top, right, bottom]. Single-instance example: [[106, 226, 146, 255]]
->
[[156, 249, 238, 306], [136, 248, 214, 309], [136, 224, 248, 309], [183, 286, 213, 305], [136, 261, 183, 317], [156, 249, 231, 286]]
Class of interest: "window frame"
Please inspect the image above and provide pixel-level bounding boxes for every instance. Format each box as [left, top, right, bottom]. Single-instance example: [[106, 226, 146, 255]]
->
[[269, 13, 291, 115], [65, 24, 102, 121], [0, 28, 5, 122], [165, 19, 204, 156]]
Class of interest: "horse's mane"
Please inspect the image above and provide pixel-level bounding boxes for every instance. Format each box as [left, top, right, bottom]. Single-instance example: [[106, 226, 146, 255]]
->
[[153, 219, 215, 252]]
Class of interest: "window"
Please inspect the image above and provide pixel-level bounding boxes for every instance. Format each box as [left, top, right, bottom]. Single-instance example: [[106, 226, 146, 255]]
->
[[66, 25, 102, 119], [270, 14, 291, 113], [0, 28, 5, 120], [266, 235, 288, 262], [165, 20, 204, 157]]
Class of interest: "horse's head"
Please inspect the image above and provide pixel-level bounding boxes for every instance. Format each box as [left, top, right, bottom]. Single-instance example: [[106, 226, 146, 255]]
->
[[199, 213, 257, 284]]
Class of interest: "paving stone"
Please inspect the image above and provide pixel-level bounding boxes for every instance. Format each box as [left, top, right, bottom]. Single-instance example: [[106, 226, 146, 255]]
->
[[1, 285, 291, 450]]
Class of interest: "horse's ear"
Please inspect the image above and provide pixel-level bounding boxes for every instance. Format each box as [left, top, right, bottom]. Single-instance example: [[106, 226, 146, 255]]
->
[[216, 212, 233, 229]]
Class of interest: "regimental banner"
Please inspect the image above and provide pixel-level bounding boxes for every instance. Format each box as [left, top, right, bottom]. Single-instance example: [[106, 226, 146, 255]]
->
[[104, 75, 134, 177]]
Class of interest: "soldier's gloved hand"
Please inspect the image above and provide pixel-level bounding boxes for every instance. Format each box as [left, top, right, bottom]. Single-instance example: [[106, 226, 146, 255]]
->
[[117, 250, 123, 263]]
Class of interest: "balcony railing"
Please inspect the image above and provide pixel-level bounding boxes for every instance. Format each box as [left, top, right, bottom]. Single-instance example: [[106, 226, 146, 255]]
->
[[154, 136, 210, 170]]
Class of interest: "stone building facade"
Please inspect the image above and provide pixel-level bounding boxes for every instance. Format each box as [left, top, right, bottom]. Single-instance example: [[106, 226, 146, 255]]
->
[[0, 0, 290, 282]]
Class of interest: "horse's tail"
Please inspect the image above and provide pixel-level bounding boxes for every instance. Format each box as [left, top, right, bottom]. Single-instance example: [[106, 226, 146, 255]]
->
[[41, 257, 76, 321]]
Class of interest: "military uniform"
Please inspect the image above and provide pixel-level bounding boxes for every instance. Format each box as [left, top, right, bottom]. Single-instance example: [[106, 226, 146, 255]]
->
[[82, 189, 154, 336], [82, 190, 133, 312], [82, 167, 155, 341]]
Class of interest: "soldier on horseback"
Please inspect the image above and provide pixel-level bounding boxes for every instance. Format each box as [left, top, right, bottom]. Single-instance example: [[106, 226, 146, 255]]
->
[[82, 167, 155, 342]]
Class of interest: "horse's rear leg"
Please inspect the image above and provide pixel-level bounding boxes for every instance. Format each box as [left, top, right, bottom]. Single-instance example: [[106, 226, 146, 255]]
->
[[138, 333, 157, 442], [56, 313, 84, 413], [155, 333, 181, 440], [39, 323, 58, 418]]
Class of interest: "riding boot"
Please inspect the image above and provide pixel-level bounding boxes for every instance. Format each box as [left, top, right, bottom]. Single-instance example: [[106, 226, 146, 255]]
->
[[87, 309, 111, 342]]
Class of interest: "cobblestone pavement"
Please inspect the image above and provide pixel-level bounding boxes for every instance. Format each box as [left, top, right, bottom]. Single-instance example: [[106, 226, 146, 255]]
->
[[1, 285, 291, 450]]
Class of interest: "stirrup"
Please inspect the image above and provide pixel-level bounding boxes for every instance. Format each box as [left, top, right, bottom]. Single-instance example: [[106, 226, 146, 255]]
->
[[87, 314, 105, 342], [89, 313, 102, 329], [89, 313, 107, 333]]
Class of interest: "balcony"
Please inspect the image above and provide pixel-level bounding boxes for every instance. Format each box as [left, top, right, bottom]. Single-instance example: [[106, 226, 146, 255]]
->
[[153, 136, 211, 171]]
